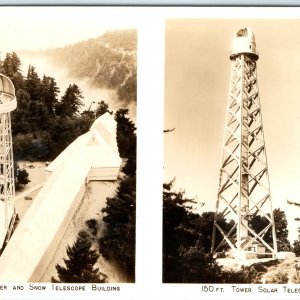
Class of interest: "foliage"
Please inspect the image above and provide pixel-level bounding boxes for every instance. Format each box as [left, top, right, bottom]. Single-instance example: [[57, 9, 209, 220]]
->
[[14, 163, 30, 190], [114, 108, 136, 177], [265, 270, 289, 284], [86, 219, 98, 236], [55, 84, 84, 117], [86, 218, 98, 229], [52, 230, 107, 283], [292, 267, 300, 283], [273, 208, 291, 250], [249, 208, 291, 251], [95, 100, 112, 117], [44, 29, 137, 103], [0, 52, 24, 91], [163, 180, 224, 283], [178, 240, 221, 283], [220, 259, 280, 283], [288, 199, 300, 240], [41, 75, 60, 115], [293, 240, 300, 256], [26, 65, 42, 103], [101, 30, 137, 51], [99, 175, 136, 282], [117, 68, 137, 102], [0, 51, 135, 164], [0, 52, 96, 161]]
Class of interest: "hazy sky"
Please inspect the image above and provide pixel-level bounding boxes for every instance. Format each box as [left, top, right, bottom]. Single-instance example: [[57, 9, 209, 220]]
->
[[164, 19, 300, 242], [0, 7, 137, 52]]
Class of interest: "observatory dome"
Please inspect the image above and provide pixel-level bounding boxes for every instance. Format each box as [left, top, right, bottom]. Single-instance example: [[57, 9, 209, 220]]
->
[[0, 74, 16, 113], [230, 27, 259, 60]]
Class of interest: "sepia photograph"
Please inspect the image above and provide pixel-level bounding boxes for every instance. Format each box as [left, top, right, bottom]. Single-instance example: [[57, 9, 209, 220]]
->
[[164, 18, 300, 284], [0, 6, 136, 283]]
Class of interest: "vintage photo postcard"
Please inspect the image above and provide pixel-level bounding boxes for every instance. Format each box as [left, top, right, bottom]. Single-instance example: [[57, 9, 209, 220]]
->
[[0, 6, 137, 286], [164, 18, 300, 286]]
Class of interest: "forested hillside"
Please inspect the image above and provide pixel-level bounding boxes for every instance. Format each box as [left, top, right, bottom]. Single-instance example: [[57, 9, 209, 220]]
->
[[44, 29, 137, 104], [1, 49, 136, 282], [0, 51, 135, 163]]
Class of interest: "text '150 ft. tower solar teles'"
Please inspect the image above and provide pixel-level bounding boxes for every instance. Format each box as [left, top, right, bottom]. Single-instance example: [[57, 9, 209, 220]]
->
[[0, 74, 17, 251], [211, 28, 278, 260]]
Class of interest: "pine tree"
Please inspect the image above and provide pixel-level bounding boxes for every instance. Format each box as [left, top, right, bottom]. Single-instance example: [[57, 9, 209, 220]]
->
[[114, 108, 136, 158], [99, 175, 136, 281], [95, 100, 112, 117], [26, 65, 41, 102], [55, 84, 84, 117], [114, 108, 136, 177], [52, 230, 107, 283], [1, 52, 24, 91], [41, 75, 60, 115]]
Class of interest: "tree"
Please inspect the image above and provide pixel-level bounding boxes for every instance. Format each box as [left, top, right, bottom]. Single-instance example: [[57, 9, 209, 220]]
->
[[163, 179, 222, 283], [114, 108, 136, 158], [48, 116, 82, 158], [95, 100, 112, 117], [40, 75, 60, 115], [14, 163, 30, 190], [0, 52, 24, 91], [250, 208, 291, 251], [55, 84, 84, 117], [11, 89, 31, 134], [52, 230, 107, 283], [26, 65, 41, 102], [273, 208, 291, 251], [178, 240, 221, 283], [293, 240, 300, 257], [114, 108, 136, 177], [99, 175, 136, 281]]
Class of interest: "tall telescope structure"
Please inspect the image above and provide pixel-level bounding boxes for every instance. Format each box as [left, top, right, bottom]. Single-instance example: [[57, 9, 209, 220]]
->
[[0, 74, 17, 250], [211, 28, 277, 259]]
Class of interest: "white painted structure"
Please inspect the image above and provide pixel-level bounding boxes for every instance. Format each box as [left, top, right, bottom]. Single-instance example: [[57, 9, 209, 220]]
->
[[0, 74, 17, 249], [0, 112, 122, 281], [212, 28, 277, 259]]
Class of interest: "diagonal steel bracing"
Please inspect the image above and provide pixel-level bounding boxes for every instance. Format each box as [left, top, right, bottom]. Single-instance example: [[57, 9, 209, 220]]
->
[[211, 36, 277, 258]]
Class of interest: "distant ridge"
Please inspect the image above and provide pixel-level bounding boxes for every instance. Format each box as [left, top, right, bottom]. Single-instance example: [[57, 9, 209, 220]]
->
[[43, 29, 137, 104]]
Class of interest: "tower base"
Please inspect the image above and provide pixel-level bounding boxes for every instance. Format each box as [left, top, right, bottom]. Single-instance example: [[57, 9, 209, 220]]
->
[[276, 252, 296, 260], [214, 249, 277, 260]]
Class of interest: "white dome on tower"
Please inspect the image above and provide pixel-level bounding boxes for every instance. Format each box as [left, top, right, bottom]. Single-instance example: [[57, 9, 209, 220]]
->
[[230, 27, 259, 60], [0, 74, 17, 113]]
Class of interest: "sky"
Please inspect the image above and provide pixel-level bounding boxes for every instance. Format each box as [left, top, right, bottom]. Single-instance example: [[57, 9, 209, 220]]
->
[[164, 19, 300, 242], [0, 7, 137, 52]]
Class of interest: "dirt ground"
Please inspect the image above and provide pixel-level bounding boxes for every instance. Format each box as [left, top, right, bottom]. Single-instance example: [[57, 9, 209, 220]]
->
[[13, 161, 127, 283], [14, 161, 51, 219], [39, 180, 128, 283]]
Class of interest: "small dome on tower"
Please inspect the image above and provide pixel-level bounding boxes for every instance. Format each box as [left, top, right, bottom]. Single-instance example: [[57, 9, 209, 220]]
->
[[230, 27, 259, 60], [0, 74, 17, 113]]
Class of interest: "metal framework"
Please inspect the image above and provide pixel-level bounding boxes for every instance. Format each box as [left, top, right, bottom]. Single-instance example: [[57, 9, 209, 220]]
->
[[0, 74, 17, 249], [211, 28, 277, 259], [0, 112, 16, 237]]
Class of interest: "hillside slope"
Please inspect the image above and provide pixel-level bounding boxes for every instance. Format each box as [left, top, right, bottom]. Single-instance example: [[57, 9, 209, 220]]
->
[[44, 29, 137, 104]]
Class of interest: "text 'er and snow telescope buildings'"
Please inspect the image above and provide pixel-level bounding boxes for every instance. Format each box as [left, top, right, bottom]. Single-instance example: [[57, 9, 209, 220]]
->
[[211, 28, 278, 260]]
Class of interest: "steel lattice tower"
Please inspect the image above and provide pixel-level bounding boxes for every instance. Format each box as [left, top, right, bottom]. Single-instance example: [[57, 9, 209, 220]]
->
[[0, 74, 17, 250], [211, 28, 277, 259]]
